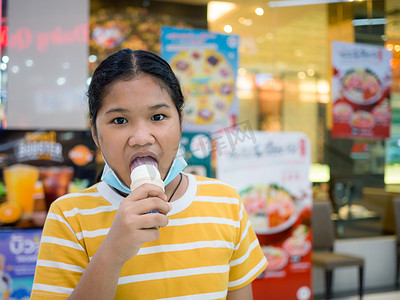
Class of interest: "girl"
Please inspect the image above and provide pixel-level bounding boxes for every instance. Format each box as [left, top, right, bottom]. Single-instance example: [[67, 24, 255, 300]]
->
[[31, 49, 267, 299]]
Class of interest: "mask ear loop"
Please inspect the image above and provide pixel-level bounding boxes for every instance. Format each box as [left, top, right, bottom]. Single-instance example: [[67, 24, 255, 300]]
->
[[100, 154, 112, 181], [164, 154, 187, 186], [100, 163, 112, 181], [100, 154, 131, 195]]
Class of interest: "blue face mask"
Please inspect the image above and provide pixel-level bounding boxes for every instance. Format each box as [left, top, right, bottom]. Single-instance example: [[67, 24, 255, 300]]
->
[[101, 154, 187, 195]]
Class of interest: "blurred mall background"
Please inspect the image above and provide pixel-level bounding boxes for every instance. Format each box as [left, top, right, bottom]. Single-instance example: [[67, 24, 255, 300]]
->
[[0, 0, 399, 299]]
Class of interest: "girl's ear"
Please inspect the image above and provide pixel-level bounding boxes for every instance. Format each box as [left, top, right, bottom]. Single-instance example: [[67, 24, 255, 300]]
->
[[89, 119, 99, 148], [180, 109, 184, 132]]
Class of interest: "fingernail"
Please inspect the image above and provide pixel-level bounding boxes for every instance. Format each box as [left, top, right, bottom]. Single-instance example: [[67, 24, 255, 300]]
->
[[167, 202, 173, 211]]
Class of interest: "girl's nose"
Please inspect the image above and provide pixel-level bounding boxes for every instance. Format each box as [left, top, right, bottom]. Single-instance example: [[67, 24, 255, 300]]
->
[[128, 123, 155, 147]]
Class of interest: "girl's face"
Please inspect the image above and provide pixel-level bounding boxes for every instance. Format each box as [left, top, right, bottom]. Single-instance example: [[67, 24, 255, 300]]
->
[[91, 75, 182, 187]]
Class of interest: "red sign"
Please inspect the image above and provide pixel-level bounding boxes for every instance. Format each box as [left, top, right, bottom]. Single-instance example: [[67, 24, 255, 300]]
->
[[1, 24, 88, 52], [253, 206, 312, 300], [331, 41, 393, 139]]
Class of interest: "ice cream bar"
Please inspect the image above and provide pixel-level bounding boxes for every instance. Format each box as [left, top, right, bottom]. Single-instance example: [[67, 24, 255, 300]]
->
[[130, 164, 165, 192], [130, 164, 165, 220]]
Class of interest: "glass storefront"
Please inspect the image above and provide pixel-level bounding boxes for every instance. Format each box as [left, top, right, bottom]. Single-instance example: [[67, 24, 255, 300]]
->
[[207, 0, 400, 239]]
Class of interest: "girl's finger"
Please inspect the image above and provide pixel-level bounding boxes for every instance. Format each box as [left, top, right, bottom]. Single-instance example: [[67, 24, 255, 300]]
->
[[127, 197, 171, 215], [126, 183, 167, 202]]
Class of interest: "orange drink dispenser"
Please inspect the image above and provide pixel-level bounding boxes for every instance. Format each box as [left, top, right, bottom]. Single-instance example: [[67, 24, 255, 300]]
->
[[3, 164, 40, 221]]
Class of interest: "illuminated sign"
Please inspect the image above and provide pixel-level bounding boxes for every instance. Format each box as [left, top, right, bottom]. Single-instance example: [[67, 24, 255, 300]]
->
[[1, 24, 88, 52], [15, 131, 63, 162]]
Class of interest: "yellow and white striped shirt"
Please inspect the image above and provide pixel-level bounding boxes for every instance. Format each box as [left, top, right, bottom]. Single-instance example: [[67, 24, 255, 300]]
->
[[31, 173, 267, 299]]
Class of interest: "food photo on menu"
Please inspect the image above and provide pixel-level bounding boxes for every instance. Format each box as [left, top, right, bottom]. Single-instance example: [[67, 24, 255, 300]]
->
[[170, 49, 235, 126], [331, 41, 392, 139], [161, 26, 239, 133], [240, 183, 312, 277]]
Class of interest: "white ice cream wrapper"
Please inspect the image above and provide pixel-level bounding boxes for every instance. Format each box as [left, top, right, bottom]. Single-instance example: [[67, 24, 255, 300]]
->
[[130, 164, 165, 225], [130, 164, 165, 191]]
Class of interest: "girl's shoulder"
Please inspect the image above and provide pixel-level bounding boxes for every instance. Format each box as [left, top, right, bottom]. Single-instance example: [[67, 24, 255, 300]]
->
[[50, 183, 111, 212], [189, 173, 240, 198]]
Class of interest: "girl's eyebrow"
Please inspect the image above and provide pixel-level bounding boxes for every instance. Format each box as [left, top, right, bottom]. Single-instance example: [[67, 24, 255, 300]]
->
[[148, 103, 172, 111], [104, 104, 171, 115], [104, 108, 129, 115]]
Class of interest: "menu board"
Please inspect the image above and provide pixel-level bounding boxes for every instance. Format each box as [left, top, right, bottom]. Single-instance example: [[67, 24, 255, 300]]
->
[[0, 130, 98, 181], [216, 130, 312, 300], [161, 26, 239, 133], [331, 41, 392, 139]]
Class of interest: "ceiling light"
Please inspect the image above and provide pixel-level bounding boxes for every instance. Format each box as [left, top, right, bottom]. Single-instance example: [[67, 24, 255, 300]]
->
[[317, 80, 330, 94], [208, 1, 236, 22], [309, 164, 330, 183], [386, 44, 394, 51], [246, 19, 253, 26], [265, 32, 274, 39], [88, 55, 97, 63], [298, 71, 306, 79], [11, 66, 19, 74], [351, 18, 386, 26], [224, 25, 233, 33], [238, 67, 247, 75], [57, 77, 66, 86], [25, 59, 34, 67], [255, 7, 264, 16], [268, 0, 365, 8], [238, 18, 253, 26]]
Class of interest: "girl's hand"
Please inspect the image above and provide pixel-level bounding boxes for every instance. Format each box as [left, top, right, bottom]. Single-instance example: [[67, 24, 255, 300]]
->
[[102, 184, 171, 265]]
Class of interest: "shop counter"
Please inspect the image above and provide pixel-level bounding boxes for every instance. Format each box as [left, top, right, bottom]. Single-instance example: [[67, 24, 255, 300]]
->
[[332, 205, 381, 238]]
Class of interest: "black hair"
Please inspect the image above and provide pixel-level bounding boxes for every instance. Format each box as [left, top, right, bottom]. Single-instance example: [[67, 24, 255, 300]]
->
[[87, 49, 184, 132]]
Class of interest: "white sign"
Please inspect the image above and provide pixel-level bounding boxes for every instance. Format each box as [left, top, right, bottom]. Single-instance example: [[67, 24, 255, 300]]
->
[[216, 131, 312, 234]]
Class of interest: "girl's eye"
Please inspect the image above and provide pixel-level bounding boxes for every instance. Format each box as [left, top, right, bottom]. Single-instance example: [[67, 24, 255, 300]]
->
[[113, 117, 127, 125], [151, 114, 165, 121]]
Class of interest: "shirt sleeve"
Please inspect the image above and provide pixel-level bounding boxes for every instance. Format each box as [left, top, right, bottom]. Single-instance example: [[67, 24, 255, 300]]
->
[[31, 201, 88, 299], [228, 196, 268, 291]]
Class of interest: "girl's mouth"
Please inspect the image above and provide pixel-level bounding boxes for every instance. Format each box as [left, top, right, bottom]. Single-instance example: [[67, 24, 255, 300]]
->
[[130, 156, 158, 172]]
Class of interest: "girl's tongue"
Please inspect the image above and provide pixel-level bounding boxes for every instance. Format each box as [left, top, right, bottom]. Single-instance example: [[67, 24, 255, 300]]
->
[[131, 156, 158, 172]]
